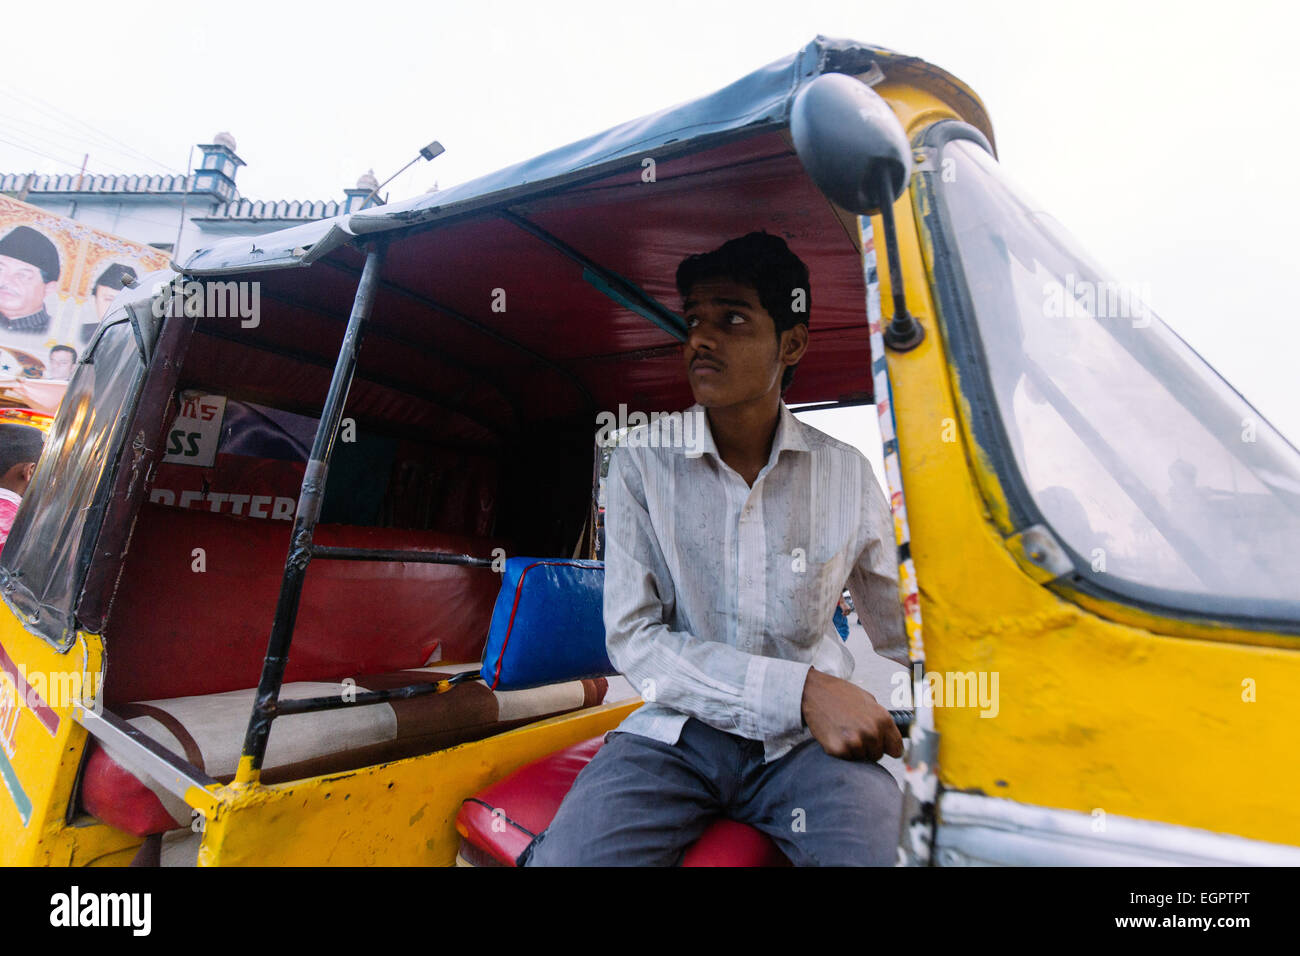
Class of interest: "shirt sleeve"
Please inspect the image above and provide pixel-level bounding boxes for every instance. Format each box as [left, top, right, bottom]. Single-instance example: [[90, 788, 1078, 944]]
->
[[602, 445, 811, 742], [0, 498, 19, 549], [845, 464, 911, 668]]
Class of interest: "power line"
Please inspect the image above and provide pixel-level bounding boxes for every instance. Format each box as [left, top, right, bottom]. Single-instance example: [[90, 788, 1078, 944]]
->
[[0, 121, 143, 178], [0, 134, 88, 173], [0, 86, 183, 174], [2, 87, 184, 173], [0, 110, 139, 170], [0, 117, 142, 176]]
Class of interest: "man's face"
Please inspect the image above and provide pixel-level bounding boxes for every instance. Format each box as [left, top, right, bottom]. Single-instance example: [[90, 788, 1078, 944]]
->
[[681, 277, 805, 408], [0, 255, 54, 319], [93, 284, 118, 320], [47, 351, 74, 379]]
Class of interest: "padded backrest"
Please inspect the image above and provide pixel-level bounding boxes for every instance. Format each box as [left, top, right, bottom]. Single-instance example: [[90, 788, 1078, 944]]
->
[[104, 503, 510, 705], [480, 558, 615, 690]]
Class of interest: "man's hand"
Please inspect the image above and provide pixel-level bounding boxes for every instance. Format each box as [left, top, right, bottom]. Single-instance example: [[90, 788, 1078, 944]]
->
[[800, 668, 904, 762]]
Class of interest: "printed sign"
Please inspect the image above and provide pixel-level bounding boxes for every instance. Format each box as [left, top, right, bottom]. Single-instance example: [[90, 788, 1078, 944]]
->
[[161, 392, 227, 468]]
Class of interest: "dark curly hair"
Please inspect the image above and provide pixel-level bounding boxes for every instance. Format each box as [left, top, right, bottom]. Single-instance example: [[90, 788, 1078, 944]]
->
[[675, 231, 811, 393], [0, 424, 44, 476]]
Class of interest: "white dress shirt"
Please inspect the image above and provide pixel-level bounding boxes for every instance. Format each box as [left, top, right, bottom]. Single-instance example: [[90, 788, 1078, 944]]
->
[[603, 400, 908, 763]]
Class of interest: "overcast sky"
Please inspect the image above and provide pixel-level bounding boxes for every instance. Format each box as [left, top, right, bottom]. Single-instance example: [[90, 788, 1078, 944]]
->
[[3, 0, 1296, 445]]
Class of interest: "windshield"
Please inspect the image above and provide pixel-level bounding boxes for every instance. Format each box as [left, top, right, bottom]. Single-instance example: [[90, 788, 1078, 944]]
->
[[937, 137, 1300, 614], [0, 318, 145, 646]]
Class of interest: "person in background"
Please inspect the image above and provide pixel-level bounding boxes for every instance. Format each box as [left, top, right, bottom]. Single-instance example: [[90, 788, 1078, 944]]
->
[[833, 592, 852, 642], [45, 345, 76, 380], [0, 226, 60, 334], [0, 423, 45, 547]]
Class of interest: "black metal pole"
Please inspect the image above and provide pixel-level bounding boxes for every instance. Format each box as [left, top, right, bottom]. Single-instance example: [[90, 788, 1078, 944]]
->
[[309, 545, 492, 566], [877, 173, 925, 352], [236, 243, 387, 782], [273, 672, 483, 718]]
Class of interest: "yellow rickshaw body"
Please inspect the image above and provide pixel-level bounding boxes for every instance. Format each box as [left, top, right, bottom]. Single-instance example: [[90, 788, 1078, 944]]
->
[[1, 38, 1295, 866]]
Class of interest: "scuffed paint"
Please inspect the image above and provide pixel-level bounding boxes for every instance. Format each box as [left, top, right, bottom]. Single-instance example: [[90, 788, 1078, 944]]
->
[[196, 700, 640, 866], [0, 622, 147, 866]]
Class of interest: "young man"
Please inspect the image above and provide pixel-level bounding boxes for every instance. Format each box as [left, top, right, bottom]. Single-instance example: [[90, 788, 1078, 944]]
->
[[0, 423, 45, 547], [520, 232, 910, 867]]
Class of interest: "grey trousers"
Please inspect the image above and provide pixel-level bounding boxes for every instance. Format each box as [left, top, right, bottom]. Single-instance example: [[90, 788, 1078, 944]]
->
[[518, 718, 902, 866]]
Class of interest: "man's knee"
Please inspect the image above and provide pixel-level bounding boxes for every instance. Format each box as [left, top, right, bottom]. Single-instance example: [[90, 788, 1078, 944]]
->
[[750, 748, 903, 866], [521, 812, 684, 867], [519, 732, 718, 866], [801, 760, 901, 865]]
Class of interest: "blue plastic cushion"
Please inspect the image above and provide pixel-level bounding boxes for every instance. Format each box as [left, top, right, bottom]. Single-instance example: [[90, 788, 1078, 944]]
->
[[480, 557, 615, 690]]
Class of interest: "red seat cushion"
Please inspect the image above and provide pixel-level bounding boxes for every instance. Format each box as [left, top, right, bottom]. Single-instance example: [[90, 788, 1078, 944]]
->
[[456, 735, 790, 866], [82, 745, 180, 837]]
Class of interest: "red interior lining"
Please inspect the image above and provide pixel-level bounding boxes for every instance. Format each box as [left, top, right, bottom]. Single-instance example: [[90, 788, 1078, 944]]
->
[[206, 134, 872, 423], [103, 503, 509, 705]]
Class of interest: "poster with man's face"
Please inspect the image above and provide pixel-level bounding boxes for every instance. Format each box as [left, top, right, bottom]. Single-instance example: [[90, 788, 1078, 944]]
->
[[0, 196, 170, 412]]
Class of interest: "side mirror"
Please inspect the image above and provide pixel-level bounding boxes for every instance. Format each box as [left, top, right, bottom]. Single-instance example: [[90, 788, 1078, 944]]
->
[[792, 72, 924, 351], [790, 72, 912, 216]]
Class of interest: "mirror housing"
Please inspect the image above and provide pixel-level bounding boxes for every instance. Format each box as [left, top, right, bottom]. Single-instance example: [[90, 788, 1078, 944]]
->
[[790, 72, 912, 215]]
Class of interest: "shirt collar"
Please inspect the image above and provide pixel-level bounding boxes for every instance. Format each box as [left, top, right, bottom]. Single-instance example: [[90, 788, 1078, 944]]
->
[[0, 488, 21, 506], [687, 400, 810, 467]]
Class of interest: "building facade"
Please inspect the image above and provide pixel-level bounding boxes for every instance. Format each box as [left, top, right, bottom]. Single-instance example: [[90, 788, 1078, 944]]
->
[[0, 133, 378, 263]]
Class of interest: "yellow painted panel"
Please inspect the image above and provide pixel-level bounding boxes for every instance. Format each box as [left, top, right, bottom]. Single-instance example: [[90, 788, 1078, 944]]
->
[[198, 700, 640, 866], [0, 615, 130, 865], [868, 141, 1300, 846]]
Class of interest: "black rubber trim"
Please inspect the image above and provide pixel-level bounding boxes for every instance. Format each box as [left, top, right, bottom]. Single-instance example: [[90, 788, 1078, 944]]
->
[[463, 796, 539, 839]]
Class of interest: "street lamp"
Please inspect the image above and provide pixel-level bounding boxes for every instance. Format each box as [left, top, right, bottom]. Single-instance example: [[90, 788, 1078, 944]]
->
[[358, 140, 444, 210]]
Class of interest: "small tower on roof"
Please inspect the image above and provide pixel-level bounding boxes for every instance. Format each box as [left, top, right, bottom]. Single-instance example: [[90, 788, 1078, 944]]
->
[[193, 132, 245, 201], [343, 169, 380, 213]]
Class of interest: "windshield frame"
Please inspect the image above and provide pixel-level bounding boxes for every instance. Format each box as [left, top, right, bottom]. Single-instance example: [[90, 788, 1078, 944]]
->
[[0, 312, 147, 649], [913, 119, 1300, 635]]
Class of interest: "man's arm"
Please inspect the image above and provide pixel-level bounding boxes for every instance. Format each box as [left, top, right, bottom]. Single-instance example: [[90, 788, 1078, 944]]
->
[[846, 464, 911, 669], [602, 445, 810, 742], [799, 456, 907, 762]]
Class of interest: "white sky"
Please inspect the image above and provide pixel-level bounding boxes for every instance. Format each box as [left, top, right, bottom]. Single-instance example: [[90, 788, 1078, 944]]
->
[[2, 0, 1297, 447]]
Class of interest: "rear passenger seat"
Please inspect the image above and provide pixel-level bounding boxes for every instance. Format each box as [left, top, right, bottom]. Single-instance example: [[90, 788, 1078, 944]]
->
[[103, 504, 506, 705], [83, 664, 607, 835], [86, 535, 791, 866], [81, 506, 607, 837]]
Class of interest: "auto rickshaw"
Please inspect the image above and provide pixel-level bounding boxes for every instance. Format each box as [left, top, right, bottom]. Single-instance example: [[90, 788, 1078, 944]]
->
[[1, 35, 1297, 867]]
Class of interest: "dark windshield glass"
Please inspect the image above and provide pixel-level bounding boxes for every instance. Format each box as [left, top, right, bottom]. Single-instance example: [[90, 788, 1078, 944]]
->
[[939, 138, 1300, 612], [1, 320, 144, 646]]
